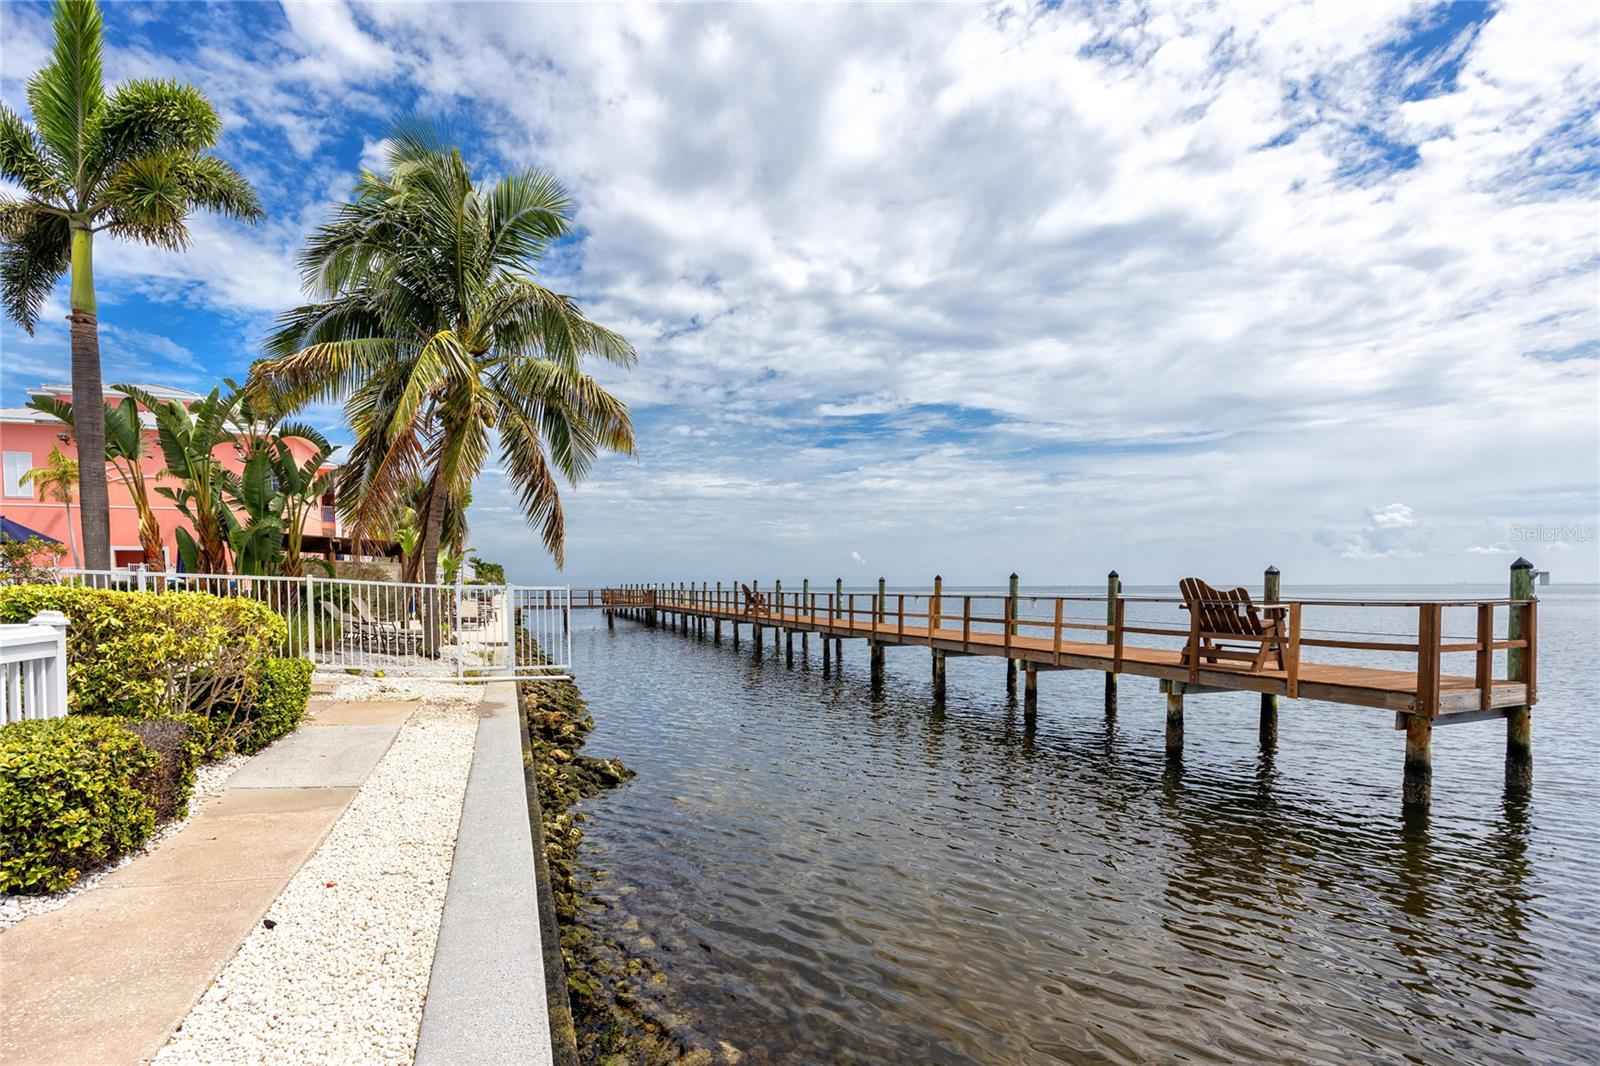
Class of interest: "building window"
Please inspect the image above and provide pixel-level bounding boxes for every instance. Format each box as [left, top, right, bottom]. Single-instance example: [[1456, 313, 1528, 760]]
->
[[3, 451, 33, 497]]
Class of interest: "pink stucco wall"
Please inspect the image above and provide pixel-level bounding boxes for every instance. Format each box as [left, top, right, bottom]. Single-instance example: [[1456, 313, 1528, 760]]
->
[[0, 392, 336, 570]]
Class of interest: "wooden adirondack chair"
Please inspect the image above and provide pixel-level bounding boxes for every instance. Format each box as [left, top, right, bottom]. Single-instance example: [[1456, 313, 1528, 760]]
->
[[740, 583, 769, 616], [1178, 577, 1286, 673]]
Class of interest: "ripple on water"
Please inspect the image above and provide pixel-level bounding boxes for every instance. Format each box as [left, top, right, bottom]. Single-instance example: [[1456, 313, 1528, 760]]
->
[[570, 587, 1600, 1064]]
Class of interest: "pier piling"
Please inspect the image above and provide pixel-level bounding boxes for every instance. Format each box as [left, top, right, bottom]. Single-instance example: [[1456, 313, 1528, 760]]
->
[[1104, 571, 1119, 717], [1006, 573, 1019, 697], [1403, 714, 1432, 809], [1165, 691, 1184, 757], [1507, 558, 1535, 794], [1024, 666, 1038, 717], [1260, 565, 1280, 750], [933, 649, 946, 703]]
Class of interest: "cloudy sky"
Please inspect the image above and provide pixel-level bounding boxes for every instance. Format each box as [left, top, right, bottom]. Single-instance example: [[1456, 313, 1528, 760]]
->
[[2, 0, 1596, 587]]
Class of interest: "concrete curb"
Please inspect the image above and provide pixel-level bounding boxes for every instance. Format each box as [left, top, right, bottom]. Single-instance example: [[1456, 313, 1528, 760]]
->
[[415, 681, 556, 1065]]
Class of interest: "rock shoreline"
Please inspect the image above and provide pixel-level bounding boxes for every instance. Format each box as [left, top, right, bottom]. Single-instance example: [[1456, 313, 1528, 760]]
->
[[520, 677, 743, 1065]]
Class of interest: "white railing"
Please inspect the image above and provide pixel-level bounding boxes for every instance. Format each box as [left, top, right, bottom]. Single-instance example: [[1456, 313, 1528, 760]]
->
[[1, 611, 69, 723], [49, 569, 571, 681]]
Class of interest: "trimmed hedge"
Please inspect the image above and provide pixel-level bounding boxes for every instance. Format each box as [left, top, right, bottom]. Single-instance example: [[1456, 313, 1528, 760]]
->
[[0, 718, 158, 894], [0, 585, 285, 732], [235, 657, 313, 755]]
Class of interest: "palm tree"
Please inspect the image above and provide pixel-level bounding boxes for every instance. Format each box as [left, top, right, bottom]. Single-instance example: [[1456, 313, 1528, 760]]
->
[[21, 448, 80, 567], [252, 119, 634, 585], [0, 0, 263, 570], [125, 385, 239, 574], [28, 387, 164, 568]]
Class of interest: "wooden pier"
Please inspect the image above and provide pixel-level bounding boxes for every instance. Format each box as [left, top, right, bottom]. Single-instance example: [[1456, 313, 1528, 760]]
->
[[590, 562, 1539, 809]]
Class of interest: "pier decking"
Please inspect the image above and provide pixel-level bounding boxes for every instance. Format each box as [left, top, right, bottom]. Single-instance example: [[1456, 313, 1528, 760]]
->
[[591, 562, 1540, 809]]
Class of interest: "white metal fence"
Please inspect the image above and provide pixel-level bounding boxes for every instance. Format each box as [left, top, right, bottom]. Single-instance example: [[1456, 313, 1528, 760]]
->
[[51, 569, 571, 681], [1, 610, 69, 722]]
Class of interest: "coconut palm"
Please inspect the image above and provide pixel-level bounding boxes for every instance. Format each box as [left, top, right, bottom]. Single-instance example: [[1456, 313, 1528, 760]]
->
[[20, 448, 80, 567], [0, 0, 262, 570], [27, 387, 164, 567], [252, 118, 634, 585]]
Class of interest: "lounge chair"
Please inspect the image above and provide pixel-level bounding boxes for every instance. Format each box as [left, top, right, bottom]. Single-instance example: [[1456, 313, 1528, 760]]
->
[[1177, 577, 1285, 673], [348, 596, 423, 654]]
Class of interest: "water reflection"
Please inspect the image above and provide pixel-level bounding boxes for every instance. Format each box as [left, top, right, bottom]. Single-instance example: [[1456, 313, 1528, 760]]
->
[[572, 590, 1600, 1064]]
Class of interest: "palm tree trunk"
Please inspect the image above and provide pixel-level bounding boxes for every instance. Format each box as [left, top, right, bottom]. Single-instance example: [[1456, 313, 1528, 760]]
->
[[69, 226, 110, 570], [419, 472, 448, 657], [63, 499, 80, 568]]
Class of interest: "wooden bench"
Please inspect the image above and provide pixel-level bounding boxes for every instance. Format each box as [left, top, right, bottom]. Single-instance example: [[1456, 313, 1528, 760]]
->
[[1178, 577, 1285, 674]]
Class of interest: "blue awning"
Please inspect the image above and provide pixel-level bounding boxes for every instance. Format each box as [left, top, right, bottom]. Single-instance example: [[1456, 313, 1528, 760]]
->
[[0, 515, 63, 545]]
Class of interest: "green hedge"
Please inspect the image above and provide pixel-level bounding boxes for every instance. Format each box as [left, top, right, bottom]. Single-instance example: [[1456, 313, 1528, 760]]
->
[[0, 718, 158, 894], [0, 585, 285, 732], [235, 657, 313, 755]]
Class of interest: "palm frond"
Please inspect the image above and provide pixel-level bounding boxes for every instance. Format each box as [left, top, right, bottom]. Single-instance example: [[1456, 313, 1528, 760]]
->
[[0, 104, 67, 201], [26, 0, 105, 190], [0, 208, 70, 333], [98, 78, 220, 165]]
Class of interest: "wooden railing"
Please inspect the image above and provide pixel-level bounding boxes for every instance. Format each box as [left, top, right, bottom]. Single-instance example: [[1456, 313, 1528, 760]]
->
[[604, 584, 1537, 717]]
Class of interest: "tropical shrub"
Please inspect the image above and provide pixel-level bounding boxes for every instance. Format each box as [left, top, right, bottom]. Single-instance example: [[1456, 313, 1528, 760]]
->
[[0, 585, 285, 727], [0, 717, 157, 894], [233, 657, 313, 755]]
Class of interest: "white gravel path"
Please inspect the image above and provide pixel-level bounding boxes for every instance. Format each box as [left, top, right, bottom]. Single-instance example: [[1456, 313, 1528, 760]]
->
[[155, 687, 484, 1065], [0, 752, 248, 930]]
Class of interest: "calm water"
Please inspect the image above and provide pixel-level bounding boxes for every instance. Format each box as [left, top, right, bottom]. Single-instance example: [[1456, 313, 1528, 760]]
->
[[568, 585, 1600, 1064]]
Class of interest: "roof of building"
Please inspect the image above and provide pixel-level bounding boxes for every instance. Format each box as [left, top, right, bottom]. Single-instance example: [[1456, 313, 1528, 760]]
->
[[35, 382, 207, 402]]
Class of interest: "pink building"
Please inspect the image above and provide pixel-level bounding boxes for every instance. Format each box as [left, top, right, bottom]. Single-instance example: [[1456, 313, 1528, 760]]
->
[[0, 383, 345, 570]]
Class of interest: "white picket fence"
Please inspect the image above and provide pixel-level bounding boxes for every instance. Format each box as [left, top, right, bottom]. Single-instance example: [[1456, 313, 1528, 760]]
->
[[1, 611, 69, 723], [52, 569, 571, 681]]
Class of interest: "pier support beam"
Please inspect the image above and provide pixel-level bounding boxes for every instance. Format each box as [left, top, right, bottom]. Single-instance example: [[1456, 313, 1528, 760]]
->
[[1403, 714, 1432, 809], [733, 621, 740, 649], [1259, 565, 1280, 750], [714, 619, 721, 645], [870, 643, 885, 690], [822, 633, 831, 675], [1104, 571, 1120, 718], [606, 610, 614, 631], [1023, 666, 1038, 717], [932, 649, 946, 703], [1165, 692, 1184, 757], [786, 629, 794, 668], [1507, 558, 1535, 795]]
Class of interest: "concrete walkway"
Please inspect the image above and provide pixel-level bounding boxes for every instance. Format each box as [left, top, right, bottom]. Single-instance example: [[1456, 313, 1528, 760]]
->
[[415, 681, 555, 1065], [0, 699, 414, 1066]]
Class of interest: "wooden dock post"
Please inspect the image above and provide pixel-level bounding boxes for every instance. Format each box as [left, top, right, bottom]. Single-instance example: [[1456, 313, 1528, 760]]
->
[[870, 577, 886, 688], [931, 574, 943, 677], [1104, 571, 1119, 717], [835, 578, 844, 663], [768, 576, 780, 659], [714, 581, 723, 644], [1006, 573, 1018, 696], [801, 579, 810, 660], [932, 650, 946, 702], [1166, 690, 1184, 757], [1403, 714, 1432, 809], [1260, 565, 1280, 748], [1507, 558, 1535, 793], [751, 579, 762, 659], [1024, 665, 1038, 717]]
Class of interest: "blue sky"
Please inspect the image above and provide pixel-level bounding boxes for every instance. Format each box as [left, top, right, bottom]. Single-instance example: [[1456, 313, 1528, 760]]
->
[[2, 1, 1597, 586]]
